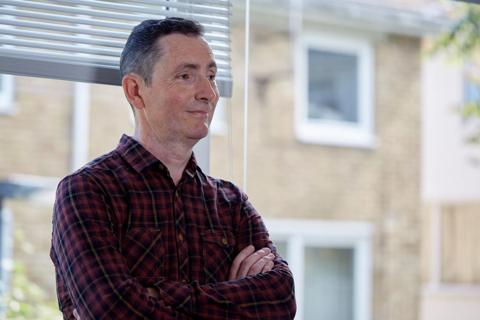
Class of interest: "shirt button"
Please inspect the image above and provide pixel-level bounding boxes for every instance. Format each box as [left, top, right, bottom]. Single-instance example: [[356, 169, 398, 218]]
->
[[178, 234, 183, 241], [221, 237, 228, 246]]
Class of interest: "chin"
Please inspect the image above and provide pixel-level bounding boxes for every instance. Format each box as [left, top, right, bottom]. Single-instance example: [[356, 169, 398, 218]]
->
[[185, 122, 210, 140], [189, 129, 209, 141]]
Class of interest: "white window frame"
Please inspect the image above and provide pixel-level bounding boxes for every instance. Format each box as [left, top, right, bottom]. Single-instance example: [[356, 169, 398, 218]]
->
[[265, 218, 373, 320], [0, 207, 13, 306], [295, 31, 375, 148], [0, 74, 14, 115]]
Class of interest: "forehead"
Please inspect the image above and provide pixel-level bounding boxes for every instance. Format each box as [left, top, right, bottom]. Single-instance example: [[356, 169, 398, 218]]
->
[[156, 33, 215, 66]]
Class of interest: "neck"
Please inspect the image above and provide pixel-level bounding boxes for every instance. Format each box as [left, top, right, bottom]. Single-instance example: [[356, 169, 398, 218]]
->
[[133, 127, 194, 185]]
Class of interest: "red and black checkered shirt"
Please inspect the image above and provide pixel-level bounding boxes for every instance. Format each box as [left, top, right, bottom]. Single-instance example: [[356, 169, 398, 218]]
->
[[50, 134, 296, 319]]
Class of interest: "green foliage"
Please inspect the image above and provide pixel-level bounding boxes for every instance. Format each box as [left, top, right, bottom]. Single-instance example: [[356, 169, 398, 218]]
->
[[431, 3, 480, 144], [431, 5, 480, 58], [462, 101, 480, 144], [3, 261, 61, 320], [463, 101, 480, 118], [1, 228, 62, 320]]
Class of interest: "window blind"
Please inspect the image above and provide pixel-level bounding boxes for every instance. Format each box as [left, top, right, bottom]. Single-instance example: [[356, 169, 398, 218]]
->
[[0, 0, 232, 97]]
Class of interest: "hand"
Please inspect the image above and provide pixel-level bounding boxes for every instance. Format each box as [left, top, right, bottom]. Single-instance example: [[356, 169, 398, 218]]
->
[[147, 287, 159, 299], [228, 245, 275, 280]]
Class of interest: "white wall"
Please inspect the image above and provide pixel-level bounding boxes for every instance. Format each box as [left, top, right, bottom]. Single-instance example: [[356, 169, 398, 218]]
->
[[421, 54, 480, 203], [420, 287, 480, 320]]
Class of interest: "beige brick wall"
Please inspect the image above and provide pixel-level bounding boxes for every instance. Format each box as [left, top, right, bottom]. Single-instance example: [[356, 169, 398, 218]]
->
[[374, 35, 422, 320], [212, 25, 422, 320], [88, 83, 133, 159], [0, 76, 71, 178]]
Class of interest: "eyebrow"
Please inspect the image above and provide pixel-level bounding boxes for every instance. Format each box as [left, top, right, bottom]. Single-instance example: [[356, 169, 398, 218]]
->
[[174, 61, 217, 73]]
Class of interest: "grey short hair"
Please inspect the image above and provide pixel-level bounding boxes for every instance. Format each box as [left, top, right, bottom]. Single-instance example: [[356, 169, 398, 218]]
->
[[120, 17, 204, 86]]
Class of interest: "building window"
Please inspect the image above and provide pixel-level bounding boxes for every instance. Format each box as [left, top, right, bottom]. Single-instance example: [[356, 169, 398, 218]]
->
[[0, 74, 14, 115], [266, 219, 373, 320], [464, 77, 480, 105], [464, 61, 480, 105], [295, 32, 375, 148], [308, 50, 358, 122]]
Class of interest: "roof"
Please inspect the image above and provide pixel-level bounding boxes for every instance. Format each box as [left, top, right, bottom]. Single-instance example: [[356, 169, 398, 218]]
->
[[233, 0, 455, 36]]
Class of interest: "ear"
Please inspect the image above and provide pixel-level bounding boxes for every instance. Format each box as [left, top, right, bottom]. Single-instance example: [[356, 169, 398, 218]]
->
[[122, 73, 147, 111]]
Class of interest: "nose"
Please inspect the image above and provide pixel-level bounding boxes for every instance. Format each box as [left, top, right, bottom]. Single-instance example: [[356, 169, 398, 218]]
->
[[195, 76, 218, 103]]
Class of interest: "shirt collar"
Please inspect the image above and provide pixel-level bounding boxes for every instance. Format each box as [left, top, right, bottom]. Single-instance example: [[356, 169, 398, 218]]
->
[[116, 134, 199, 176]]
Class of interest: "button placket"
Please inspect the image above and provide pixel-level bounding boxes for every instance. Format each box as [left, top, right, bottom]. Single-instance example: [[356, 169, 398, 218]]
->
[[173, 187, 189, 281]]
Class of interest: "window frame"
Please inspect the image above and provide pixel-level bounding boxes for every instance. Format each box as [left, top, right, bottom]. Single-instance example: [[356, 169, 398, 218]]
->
[[0, 74, 14, 115], [0, 207, 13, 304], [295, 31, 375, 148], [265, 218, 373, 320]]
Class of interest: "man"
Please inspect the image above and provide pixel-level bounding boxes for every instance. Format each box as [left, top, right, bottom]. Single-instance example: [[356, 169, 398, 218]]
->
[[50, 17, 296, 319]]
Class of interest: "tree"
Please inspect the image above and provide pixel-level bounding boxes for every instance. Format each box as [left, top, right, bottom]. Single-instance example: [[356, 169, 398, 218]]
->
[[431, 3, 480, 143]]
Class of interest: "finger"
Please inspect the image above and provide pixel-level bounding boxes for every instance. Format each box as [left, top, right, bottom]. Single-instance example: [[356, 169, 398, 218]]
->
[[247, 253, 275, 276], [237, 247, 271, 278], [229, 245, 255, 280], [73, 309, 80, 320], [261, 260, 274, 273], [147, 287, 159, 299]]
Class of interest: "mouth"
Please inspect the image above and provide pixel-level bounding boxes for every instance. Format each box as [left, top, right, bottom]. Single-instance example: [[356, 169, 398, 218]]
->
[[187, 110, 209, 119]]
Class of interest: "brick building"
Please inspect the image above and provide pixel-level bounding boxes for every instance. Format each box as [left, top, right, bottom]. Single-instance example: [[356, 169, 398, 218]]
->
[[0, 1, 479, 320]]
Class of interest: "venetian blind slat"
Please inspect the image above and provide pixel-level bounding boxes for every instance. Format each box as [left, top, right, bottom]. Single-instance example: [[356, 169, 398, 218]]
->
[[0, 0, 233, 97]]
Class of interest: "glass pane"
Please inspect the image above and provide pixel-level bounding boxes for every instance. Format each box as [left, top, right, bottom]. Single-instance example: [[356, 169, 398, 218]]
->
[[1, 75, 132, 318], [210, 97, 227, 135], [304, 247, 354, 320], [273, 240, 288, 259], [308, 49, 358, 123], [464, 78, 480, 104]]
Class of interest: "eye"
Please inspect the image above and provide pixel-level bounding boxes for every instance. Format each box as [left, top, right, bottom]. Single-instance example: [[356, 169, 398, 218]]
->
[[208, 74, 216, 81], [179, 73, 191, 80]]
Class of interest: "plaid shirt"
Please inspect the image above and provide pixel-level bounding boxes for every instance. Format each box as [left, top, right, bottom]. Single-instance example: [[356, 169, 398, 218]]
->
[[50, 134, 296, 320]]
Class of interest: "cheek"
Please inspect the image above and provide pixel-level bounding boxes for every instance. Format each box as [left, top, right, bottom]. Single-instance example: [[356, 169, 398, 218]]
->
[[164, 88, 190, 106], [169, 95, 187, 108]]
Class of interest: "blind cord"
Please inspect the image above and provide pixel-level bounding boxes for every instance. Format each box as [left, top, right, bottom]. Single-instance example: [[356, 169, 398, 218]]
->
[[242, 0, 250, 193]]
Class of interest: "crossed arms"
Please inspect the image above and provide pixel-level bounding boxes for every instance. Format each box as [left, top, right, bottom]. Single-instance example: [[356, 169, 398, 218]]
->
[[50, 173, 296, 319]]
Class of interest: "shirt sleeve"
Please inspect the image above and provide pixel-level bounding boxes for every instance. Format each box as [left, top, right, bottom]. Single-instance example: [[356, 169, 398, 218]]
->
[[50, 247, 75, 320], [153, 193, 297, 320], [51, 172, 193, 320]]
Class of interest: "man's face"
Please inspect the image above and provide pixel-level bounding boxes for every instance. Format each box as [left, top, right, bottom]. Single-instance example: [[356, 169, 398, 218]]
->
[[139, 33, 219, 145]]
